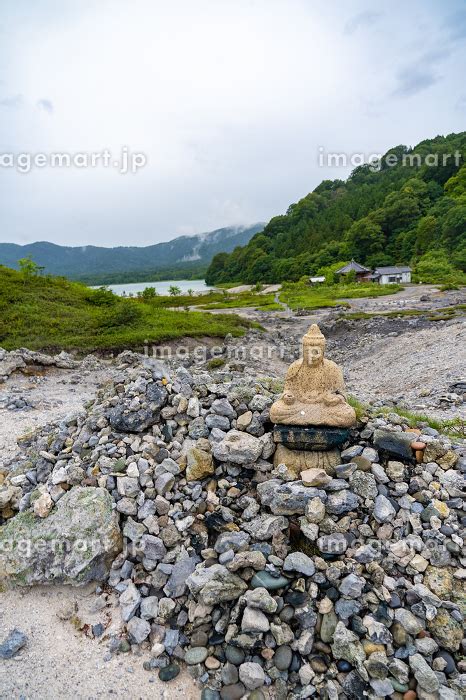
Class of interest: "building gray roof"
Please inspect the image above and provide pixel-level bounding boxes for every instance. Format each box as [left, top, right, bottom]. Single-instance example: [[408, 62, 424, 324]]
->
[[373, 266, 411, 274], [336, 259, 371, 274]]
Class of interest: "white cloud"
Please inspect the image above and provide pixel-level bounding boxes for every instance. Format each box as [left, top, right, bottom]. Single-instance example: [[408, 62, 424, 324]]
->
[[0, 0, 464, 246]]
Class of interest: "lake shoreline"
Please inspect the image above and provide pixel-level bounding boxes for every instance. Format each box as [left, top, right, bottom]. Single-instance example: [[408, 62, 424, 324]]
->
[[92, 279, 215, 296]]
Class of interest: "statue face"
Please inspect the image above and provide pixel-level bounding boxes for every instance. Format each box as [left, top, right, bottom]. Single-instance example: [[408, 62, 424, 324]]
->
[[304, 344, 323, 366]]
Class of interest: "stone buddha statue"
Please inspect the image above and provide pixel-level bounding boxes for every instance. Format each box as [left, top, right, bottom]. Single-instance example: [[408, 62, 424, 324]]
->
[[270, 324, 356, 428]]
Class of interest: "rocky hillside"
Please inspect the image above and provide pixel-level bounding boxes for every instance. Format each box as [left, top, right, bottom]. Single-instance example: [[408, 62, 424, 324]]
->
[[0, 351, 464, 698]]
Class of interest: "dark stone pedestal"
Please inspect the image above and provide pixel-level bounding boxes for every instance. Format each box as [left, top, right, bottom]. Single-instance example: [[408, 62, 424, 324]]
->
[[273, 425, 350, 451]]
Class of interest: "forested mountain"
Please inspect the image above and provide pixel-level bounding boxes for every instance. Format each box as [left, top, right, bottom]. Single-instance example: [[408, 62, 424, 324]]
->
[[206, 133, 466, 284], [0, 224, 264, 284]]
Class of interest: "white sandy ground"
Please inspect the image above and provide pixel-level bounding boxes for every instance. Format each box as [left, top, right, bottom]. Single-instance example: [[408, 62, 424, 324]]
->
[[343, 320, 466, 416], [0, 586, 196, 699]]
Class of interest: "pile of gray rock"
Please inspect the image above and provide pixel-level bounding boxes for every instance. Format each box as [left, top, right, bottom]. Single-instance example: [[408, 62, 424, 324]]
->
[[0, 353, 464, 699], [0, 347, 78, 383], [0, 391, 39, 411]]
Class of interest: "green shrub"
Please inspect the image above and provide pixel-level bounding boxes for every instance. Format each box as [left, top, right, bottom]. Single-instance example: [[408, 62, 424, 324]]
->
[[98, 302, 143, 329], [207, 357, 225, 369], [85, 286, 117, 306]]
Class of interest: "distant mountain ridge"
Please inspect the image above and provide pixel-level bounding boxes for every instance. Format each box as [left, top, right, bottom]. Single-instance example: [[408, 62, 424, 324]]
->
[[0, 224, 264, 284]]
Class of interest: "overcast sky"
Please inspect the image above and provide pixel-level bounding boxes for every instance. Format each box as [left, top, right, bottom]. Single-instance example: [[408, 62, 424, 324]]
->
[[0, 0, 465, 247]]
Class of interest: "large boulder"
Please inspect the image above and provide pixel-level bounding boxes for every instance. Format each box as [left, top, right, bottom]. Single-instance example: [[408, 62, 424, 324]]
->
[[0, 487, 122, 587]]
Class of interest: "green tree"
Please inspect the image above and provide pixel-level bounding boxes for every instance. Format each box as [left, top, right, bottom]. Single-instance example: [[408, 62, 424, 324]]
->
[[169, 285, 182, 296], [414, 215, 440, 255], [316, 261, 349, 285], [141, 286, 158, 299], [441, 205, 466, 249], [205, 252, 229, 285], [415, 250, 458, 283], [345, 218, 384, 263], [444, 164, 466, 200], [18, 256, 43, 279], [452, 240, 466, 271]]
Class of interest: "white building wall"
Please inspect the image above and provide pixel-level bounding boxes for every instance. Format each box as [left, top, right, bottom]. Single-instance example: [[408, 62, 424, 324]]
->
[[379, 271, 411, 284]]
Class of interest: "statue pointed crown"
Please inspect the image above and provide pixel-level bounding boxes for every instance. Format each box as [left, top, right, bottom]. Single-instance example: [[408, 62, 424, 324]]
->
[[303, 323, 326, 347]]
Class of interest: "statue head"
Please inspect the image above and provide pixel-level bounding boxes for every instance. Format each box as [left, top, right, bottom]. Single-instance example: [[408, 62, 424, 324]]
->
[[302, 324, 325, 367]]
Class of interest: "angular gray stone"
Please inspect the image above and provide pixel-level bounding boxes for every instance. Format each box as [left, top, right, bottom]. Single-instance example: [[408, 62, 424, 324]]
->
[[186, 564, 247, 604], [242, 515, 288, 540], [154, 472, 175, 495], [349, 471, 378, 499], [241, 607, 270, 633], [140, 534, 167, 562], [0, 628, 27, 659], [341, 445, 363, 460], [140, 595, 158, 620], [257, 480, 325, 515], [394, 609, 424, 635], [119, 581, 141, 622], [331, 622, 367, 678], [239, 662, 266, 690], [127, 616, 151, 644], [214, 531, 250, 553], [212, 430, 263, 464], [108, 382, 168, 432], [339, 573, 365, 598], [373, 429, 417, 459], [206, 414, 230, 431], [212, 398, 236, 418], [317, 533, 348, 554], [241, 587, 278, 613], [373, 494, 396, 523], [326, 490, 359, 514], [283, 552, 315, 576], [409, 653, 440, 692], [164, 555, 199, 598]]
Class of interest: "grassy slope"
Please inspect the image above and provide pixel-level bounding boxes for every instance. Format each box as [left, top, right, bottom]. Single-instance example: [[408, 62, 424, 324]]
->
[[143, 290, 282, 311], [279, 282, 402, 310], [0, 267, 251, 353]]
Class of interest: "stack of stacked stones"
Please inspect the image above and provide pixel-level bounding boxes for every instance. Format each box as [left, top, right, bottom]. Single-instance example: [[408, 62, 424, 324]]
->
[[0, 337, 464, 699]]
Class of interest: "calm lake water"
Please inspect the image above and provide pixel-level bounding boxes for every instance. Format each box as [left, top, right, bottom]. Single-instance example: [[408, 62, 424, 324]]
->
[[100, 279, 214, 297]]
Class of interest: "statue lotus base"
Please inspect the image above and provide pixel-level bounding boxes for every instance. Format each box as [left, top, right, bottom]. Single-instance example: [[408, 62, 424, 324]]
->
[[273, 425, 350, 477], [273, 444, 341, 477]]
